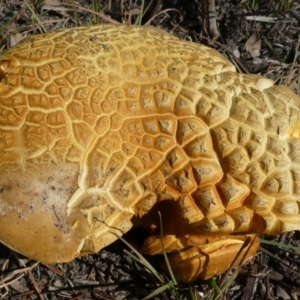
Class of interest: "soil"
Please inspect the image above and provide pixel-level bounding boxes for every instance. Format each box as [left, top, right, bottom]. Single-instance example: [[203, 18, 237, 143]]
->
[[0, 1, 300, 299]]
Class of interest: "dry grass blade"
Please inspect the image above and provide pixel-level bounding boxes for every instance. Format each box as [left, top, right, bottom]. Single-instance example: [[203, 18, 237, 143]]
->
[[113, 233, 182, 300], [259, 246, 300, 278], [0, 13, 19, 40], [70, 0, 80, 25], [219, 236, 258, 286], [62, 3, 120, 24], [12, 254, 44, 300], [259, 241, 300, 278], [208, 236, 259, 300], [0, 5, 26, 45], [0, 273, 25, 290], [144, 8, 183, 26], [110, 232, 164, 284], [23, 0, 47, 32], [286, 36, 300, 87], [110, 213, 184, 300], [123, 249, 163, 283], [0, 262, 39, 287], [241, 264, 259, 300]]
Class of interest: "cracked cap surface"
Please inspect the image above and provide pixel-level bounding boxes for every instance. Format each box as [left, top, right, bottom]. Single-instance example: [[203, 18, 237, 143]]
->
[[0, 25, 300, 276]]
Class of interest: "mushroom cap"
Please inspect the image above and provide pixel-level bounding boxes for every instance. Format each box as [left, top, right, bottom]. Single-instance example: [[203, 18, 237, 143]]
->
[[1, 24, 300, 276]]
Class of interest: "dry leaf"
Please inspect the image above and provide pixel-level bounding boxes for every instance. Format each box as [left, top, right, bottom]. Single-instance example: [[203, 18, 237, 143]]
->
[[9, 33, 26, 48], [233, 48, 240, 58], [245, 31, 261, 57], [124, 8, 142, 16], [44, 0, 61, 5], [276, 286, 290, 300], [42, 0, 70, 12], [288, 76, 299, 94]]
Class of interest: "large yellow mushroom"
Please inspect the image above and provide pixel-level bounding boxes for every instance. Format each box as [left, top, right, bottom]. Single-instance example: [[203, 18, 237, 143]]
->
[[0, 24, 299, 282]]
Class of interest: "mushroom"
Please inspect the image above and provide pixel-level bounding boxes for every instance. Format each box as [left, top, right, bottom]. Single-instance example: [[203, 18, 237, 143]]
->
[[0, 24, 300, 282]]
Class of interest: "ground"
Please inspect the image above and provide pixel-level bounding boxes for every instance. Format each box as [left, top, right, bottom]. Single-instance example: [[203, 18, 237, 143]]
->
[[0, 0, 300, 299]]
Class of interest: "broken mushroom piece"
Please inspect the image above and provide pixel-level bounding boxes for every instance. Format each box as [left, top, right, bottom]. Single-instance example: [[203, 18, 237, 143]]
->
[[1, 24, 300, 281]]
